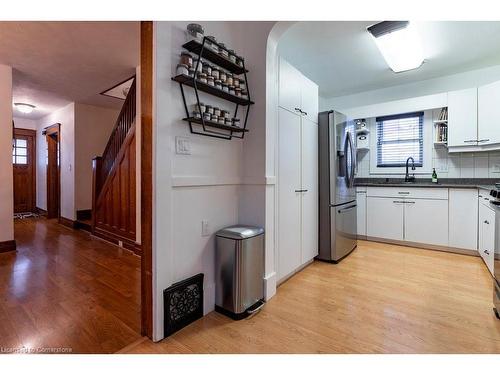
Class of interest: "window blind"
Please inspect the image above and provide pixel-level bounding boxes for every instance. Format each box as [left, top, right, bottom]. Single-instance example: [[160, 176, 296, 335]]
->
[[376, 112, 424, 168]]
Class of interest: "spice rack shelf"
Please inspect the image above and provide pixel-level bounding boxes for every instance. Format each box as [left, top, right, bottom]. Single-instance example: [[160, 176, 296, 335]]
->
[[174, 35, 253, 140], [182, 40, 248, 75], [172, 74, 254, 106], [183, 117, 249, 133]]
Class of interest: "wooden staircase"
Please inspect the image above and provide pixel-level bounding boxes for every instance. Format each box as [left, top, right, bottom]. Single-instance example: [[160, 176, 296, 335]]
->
[[91, 78, 139, 255]]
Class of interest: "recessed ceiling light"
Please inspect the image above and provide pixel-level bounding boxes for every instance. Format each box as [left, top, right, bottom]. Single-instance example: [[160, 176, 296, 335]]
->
[[368, 21, 424, 73], [14, 102, 36, 114]]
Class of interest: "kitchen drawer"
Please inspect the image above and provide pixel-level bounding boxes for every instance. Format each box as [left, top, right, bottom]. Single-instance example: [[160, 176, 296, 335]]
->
[[478, 189, 492, 207], [366, 186, 448, 200]]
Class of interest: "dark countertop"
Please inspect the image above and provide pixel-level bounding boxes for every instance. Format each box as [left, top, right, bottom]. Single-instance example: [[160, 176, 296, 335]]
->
[[354, 178, 498, 191]]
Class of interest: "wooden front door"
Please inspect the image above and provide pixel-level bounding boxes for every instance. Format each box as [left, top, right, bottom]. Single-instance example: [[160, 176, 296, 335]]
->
[[13, 128, 36, 213], [45, 124, 60, 219]]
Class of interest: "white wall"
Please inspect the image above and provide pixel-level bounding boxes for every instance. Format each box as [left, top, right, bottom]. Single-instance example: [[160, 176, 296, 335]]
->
[[13, 117, 37, 130], [321, 64, 500, 111], [36, 103, 75, 219], [74, 103, 119, 211], [152, 21, 275, 341], [0, 65, 14, 243]]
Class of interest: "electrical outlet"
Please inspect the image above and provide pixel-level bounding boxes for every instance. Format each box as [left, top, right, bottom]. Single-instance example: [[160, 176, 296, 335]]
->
[[175, 136, 191, 155], [201, 220, 209, 237]]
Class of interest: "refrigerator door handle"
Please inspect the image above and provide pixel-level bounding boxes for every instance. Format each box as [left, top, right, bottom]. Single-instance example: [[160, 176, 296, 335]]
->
[[348, 132, 356, 186], [338, 204, 357, 213], [344, 134, 350, 187]]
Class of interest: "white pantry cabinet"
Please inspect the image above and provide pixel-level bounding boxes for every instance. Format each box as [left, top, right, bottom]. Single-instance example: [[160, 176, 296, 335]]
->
[[448, 189, 478, 250], [278, 57, 318, 123], [366, 197, 404, 241], [404, 199, 448, 246], [478, 80, 500, 146], [447, 88, 478, 148]]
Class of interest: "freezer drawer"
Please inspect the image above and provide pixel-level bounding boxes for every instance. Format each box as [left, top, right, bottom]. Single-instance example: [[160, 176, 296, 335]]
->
[[331, 202, 357, 261]]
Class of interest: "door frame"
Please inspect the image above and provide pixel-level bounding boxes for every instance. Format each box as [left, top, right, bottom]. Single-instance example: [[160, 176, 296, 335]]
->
[[140, 21, 153, 339], [13, 128, 36, 213], [43, 123, 61, 219]]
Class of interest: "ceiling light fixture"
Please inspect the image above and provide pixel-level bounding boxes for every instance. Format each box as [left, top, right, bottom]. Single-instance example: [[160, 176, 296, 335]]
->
[[14, 103, 36, 114], [367, 21, 424, 73]]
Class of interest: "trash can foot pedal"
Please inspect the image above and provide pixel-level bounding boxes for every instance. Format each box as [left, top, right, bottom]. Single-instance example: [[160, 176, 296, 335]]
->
[[246, 299, 265, 315], [215, 299, 265, 321]]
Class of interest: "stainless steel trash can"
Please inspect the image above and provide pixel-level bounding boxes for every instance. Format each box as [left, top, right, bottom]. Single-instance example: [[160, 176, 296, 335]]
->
[[215, 225, 265, 320]]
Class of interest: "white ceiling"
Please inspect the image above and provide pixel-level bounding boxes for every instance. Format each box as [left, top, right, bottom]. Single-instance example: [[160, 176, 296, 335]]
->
[[278, 21, 500, 98], [0, 22, 139, 119]]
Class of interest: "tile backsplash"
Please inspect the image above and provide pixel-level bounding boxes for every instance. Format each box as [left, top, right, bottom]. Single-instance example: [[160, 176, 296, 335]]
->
[[356, 148, 500, 179]]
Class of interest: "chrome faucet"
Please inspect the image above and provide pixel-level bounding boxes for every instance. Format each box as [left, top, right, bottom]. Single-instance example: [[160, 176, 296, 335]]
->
[[405, 157, 416, 182]]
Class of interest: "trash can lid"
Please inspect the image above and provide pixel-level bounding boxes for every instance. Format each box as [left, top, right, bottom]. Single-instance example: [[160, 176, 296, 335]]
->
[[216, 225, 264, 240]]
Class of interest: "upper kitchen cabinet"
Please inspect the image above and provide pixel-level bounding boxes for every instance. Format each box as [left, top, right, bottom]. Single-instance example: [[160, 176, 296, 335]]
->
[[478, 80, 500, 146], [447, 88, 478, 148], [278, 57, 319, 123]]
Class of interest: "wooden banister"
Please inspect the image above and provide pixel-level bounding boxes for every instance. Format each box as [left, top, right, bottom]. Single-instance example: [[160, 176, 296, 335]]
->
[[97, 77, 136, 196]]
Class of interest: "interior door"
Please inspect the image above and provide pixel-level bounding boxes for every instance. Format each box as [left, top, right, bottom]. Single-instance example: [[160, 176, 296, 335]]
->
[[278, 107, 302, 280], [46, 126, 60, 219], [278, 58, 302, 115], [301, 117, 318, 263], [13, 129, 36, 213]]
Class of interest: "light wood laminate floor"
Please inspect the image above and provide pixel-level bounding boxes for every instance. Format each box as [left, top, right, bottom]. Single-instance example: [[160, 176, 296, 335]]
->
[[0, 218, 141, 353], [123, 240, 500, 354]]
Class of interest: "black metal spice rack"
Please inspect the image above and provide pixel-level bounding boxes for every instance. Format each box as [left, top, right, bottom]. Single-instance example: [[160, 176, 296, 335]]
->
[[172, 37, 253, 140]]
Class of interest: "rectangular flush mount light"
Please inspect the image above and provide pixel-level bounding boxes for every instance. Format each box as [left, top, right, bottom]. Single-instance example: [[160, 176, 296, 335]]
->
[[368, 21, 424, 73]]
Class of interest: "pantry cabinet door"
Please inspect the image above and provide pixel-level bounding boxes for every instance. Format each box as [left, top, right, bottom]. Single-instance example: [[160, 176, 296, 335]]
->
[[300, 76, 319, 124], [301, 117, 319, 263], [366, 197, 404, 241], [448, 88, 478, 147], [277, 107, 302, 280], [478, 80, 500, 146], [404, 199, 448, 247], [278, 58, 302, 115]]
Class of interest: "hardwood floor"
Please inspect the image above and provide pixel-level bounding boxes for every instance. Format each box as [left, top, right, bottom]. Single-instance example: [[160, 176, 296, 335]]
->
[[0, 217, 141, 353], [123, 240, 500, 354]]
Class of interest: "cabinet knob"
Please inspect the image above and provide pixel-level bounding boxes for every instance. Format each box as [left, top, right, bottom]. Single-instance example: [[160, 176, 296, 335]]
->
[[484, 220, 490, 224], [485, 250, 490, 255]]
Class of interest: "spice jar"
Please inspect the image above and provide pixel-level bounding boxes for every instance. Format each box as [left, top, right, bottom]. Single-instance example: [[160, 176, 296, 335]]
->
[[239, 80, 246, 91], [233, 77, 240, 88], [188, 68, 195, 77], [194, 60, 202, 73], [176, 64, 189, 76], [219, 71, 227, 82], [203, 112, 211, 121], [197, 72, 207, 84], [192, 111, 201, 119], [218, 117, 225, 125], [198, 102, 206, 113], [226, 73, 233, 86], [206, 36, 218, 52], [238, 57, 245, 68], [206, 105, 214, 115], [219, 43, 229, 58], [221, 110, 230, 119], [213, 107, 221, 117], [228, 50, 237, 63], [211, 67, 220, 80], [241, 90, 248, 100], [214, 79, 222, 90], [180, 52, 193, 67], [232, 118, 241, 127], [211, 114, 218, 122], [187, 23, 204, 42], [202, 64, 212, 76], [235, 87, 242, 97], [222, 83, 229, 93], [229, 85, 236, 96], [207, 76, 215, 87], [225, 118, 232, 126]]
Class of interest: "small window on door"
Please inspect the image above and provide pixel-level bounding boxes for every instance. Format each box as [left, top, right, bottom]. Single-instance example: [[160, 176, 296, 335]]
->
[[12, 138, 28, 165]]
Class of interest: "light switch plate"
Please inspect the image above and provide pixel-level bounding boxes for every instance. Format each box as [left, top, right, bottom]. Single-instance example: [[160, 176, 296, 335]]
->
[[201, 220, 209, 237], [175, 136, 191, 155]]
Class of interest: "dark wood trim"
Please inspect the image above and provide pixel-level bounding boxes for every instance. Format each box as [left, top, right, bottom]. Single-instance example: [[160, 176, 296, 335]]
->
[[100, 75, 136, 100], [58, 216, 76, 229], [35, 207, 47, 216], [45, 123, 61, 220], [13, 128, 36, 213], [0, 240, 16, 253], [141, 21, 154, 339], [92, 227, 142, 257], [76, 209, 92, 221], [74, 220, 92, 232]]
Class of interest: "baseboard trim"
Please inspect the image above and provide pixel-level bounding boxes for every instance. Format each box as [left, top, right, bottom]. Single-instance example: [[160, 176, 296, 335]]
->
[[92, 227, 141, 256], [58, 216, 76, 229], [365, 237, 479, 257], [0, 240, 16, 253], [264, 272, 276, 301], [277, 259, 314, 287], [35, 207, 47, 216], [76, 209, 92, 221]]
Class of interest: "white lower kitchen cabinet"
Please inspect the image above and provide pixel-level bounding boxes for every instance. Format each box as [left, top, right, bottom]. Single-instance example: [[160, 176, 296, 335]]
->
[[366, 197, 404, 241], [479, 202, 496, 275], [356, 189, 367, 237], [448, 189, 478, 250], [404, 199, 449, 246]]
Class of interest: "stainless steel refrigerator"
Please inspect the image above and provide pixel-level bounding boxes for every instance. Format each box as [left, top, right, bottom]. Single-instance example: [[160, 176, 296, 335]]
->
[[317, 110, 357, 263]]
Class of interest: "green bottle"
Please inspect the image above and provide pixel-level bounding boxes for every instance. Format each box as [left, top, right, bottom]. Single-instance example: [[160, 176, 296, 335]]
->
[[432, 168, 438, 183]]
